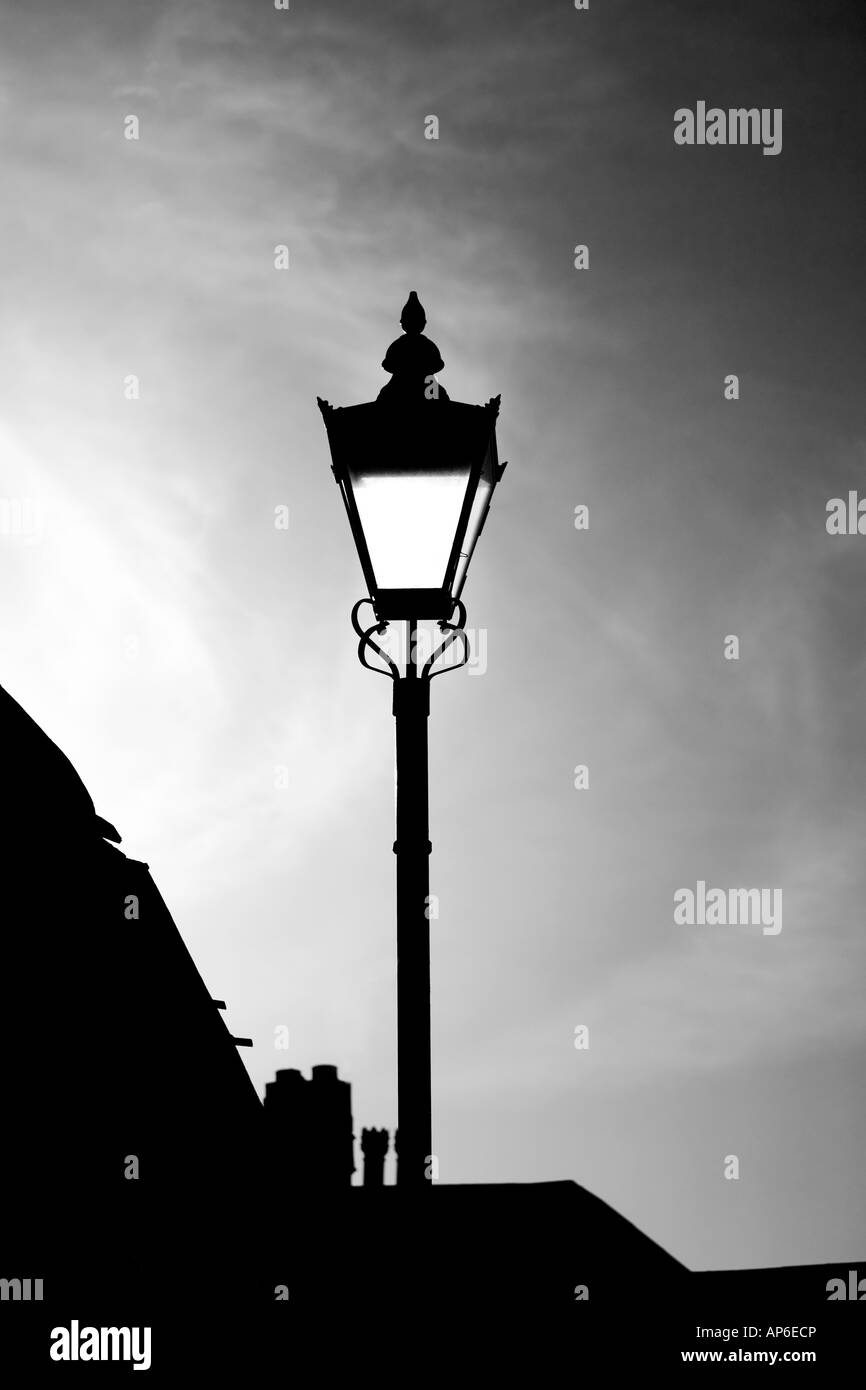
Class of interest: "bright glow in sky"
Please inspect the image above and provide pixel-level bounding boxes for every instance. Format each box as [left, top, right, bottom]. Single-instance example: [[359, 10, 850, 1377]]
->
[[1, 0, 864, 1269]]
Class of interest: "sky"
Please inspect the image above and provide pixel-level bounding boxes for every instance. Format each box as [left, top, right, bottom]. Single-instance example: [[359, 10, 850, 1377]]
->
[[1, 0, 865, 1270]]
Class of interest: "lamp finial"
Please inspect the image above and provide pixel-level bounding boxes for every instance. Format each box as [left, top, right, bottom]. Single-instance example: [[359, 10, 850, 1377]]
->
[[378, 292, 449, 403], [400, 291, 426, 333]]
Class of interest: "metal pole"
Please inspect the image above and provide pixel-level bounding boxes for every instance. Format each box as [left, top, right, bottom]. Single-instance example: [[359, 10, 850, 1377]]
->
[[392, 617, 432, 1188]]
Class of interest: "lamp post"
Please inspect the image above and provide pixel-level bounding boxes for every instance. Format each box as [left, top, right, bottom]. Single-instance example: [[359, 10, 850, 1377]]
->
[[318, 292, 506, 1189]]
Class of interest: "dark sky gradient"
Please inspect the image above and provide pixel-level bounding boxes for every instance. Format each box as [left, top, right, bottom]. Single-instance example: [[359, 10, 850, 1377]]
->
[[1, 0, 864, 1268]]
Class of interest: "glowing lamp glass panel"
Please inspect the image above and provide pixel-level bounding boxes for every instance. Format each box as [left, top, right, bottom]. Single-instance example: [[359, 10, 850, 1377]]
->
[[452, 472, 493, 599], [349, 466, 470, 591]]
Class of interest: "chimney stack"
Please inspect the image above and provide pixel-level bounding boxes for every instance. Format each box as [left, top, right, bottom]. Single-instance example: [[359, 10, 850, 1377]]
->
[[263, 1065, 355, 1189], [360, 1128, 390, 1186]]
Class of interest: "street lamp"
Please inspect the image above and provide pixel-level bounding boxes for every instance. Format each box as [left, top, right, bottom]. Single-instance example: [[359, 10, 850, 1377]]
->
[[318, 292, 506, 1189]]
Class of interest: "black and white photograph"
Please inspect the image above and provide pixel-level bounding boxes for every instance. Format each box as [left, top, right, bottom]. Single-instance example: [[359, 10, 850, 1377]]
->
[[1, 0, 864, 1373]]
